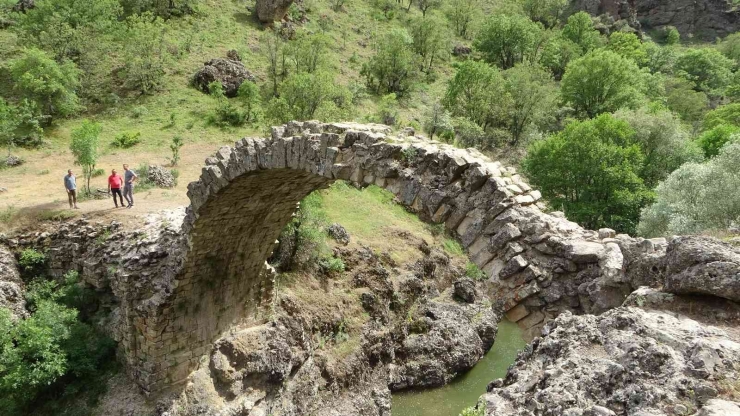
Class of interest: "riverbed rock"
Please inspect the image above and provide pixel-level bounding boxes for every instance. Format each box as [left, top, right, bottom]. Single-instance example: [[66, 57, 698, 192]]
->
[[663, 236, 740, 302], [454, 278, 477, 303], [193, 58, 256, 97], [482, 306, 740, 415]]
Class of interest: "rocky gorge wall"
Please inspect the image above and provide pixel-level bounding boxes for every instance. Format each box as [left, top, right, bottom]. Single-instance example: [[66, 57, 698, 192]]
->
[[2, 122, 738, 399], [570, 0, 740, 40]]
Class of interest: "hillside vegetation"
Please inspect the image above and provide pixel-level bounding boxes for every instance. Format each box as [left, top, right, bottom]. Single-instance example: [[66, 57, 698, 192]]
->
[[1, 0, 739, 234]]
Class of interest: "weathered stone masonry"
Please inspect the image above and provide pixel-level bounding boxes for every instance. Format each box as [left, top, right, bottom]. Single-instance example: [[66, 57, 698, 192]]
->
[[4, 121, 666, 393]]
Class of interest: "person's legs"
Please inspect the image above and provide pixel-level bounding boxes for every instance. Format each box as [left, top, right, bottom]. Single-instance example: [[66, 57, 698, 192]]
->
[[68, 191, 73, 208], [114, 189, 123, 206], [123, 185, 132, 207], [71, 190, 78, 209]]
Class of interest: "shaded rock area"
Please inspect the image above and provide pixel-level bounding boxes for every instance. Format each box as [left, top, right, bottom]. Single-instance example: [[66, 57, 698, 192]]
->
[[193, 57, 256, 97], [0, 245, 26, 319], [327, 223, 350, 245], [12, 0, 34, 13], [156, 234, 498, 415], [483, 305, 740, 416], [570, 0, 740, 40]]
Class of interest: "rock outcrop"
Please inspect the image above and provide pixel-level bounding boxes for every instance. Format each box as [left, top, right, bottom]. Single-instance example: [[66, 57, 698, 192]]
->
[[146, 165, 176, 189], [0, 245, 25, 319], [570, 0, 740, 40], [193, 57, 256, 97], [255, 0, 294, 23], [483, 305, 740, 415]]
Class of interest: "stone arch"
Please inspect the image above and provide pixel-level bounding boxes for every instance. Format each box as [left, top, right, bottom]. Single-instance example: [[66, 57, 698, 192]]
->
[[131, 121, 624, 392]]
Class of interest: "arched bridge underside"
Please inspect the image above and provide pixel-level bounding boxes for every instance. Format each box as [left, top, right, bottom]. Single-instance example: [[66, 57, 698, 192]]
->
[[130, 121, 624, 392]]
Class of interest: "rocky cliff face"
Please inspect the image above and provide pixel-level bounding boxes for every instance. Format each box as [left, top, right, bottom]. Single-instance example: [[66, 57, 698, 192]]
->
[[570, 0, 740, 40]]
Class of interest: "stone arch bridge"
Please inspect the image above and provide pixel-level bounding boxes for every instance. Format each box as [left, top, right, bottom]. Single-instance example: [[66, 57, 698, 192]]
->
[[116, 122, 633, 392]]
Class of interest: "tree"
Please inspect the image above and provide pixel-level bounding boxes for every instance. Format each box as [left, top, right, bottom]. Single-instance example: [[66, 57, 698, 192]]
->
[[268, 71, 344, 122], [445, 0, 481, 39], [522, 0, 567, 28], [69, 120, 101, 194], [237, 81, 262, 123], [561, 49, 644, 118], [503, 63, 558, 145], [562, 11, 602, 52], [409, 14, 451, 73], [607, 32, 647, 65], [665, 26, 680, 45], [638, 142, 740, 237], [522, 114, 651, 233], [696, 124, 740, 158], [286, 31, 331, 74], [474, 14, 542, 69], [664, 77, 709, 127], [442, 60, 509, 131], [170, 135, 184, 166], [361, 29, 417, 96], [9, 48, 81, 124], [538, 33, 581, 79], [262, 31, 289, 98], [614, 107, 703, 187], [121, 13, 171, 94], [718, 32, 740, 64], [417, 0, 442, 16], [424, 102, 452, 139], [703, 103, 740, 130], [675, 48, 734, 94]]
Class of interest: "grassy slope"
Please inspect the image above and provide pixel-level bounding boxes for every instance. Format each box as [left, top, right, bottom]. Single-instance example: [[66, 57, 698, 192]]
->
[[0, 0, 463, 232]]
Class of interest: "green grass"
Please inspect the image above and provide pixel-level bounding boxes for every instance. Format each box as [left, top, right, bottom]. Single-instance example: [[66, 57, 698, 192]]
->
[[443, 238, 465, 256]]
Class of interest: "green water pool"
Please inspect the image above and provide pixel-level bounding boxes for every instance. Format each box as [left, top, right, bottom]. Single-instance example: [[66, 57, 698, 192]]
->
[[391, 319, 526, 416]]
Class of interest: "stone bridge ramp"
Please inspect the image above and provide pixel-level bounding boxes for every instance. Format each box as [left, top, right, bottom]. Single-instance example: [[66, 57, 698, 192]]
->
[[131, 121, 628, 392]]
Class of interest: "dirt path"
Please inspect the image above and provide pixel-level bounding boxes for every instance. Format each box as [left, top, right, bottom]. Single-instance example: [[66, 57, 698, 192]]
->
[[0, 142, 226, 234]]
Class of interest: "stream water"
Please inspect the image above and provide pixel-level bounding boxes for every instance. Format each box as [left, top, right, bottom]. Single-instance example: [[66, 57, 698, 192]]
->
[[391, 319, 526, 416]]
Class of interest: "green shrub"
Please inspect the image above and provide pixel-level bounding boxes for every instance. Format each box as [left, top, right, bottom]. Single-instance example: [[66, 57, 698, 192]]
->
[[18, 248, 45, 276], [111, 132, 142, 148], [170, 135, 184, 166], [697, 124, 740, 158], [443, 239, 465, 256], [131, 106, 148, 118], [320, 256, 346, 274]]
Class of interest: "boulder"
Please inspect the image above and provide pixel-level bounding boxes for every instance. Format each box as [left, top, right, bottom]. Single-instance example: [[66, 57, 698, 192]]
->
[[255, 0, 294, 23], [147, 165, 176, 188], [193, 58, 256, 98], [452, 44, 472, 57], [663, 236, 740, 302], [699, 399, 740, 416], [327, 223, 350, 245], [4, 155, 23, 167], [453, 278, 477, 303], [0, 245, 26, 319], [12, 0, 34, 13]]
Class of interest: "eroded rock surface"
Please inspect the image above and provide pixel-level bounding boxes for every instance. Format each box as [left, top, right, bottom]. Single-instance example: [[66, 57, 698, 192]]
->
[[193, 57, 256, 97], [483, 306, 740, 415]]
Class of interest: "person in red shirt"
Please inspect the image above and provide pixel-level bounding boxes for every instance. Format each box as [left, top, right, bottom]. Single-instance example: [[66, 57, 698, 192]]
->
[[108, 169, 124, 208]]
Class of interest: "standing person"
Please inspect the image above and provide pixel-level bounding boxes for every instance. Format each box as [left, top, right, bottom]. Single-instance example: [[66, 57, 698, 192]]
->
[[64, 169, 79, 209], [108, 169, 124, 208], [122, 164, 138, 208]]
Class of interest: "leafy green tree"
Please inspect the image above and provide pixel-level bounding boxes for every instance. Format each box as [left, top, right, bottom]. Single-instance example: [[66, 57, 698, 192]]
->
[[522, 0, 567, 28], [423, 102, 452, 139], [121, 13, 171, 94], [538, 33, 581, 79], [718, 32, 740, 64], [696, 124, 740, 158], [561, 49, 644, 118], [452, 116, 487, 148], [286, 31, 331, 74], [703, 103, 740, 130], [562, 11, 602, 52], [262, 31, 289, 98], [170, 135, 184, 166], [474, 14, 542, 69], [503, 63, 558, 145], [237, 81, 262, 123], [665, 26, 680, 45], [614, 107, 703, 186], [371, 0, 398, 19], [444, 0, 482, 39], [674, 48, 734, 94], [644, 42, 679, 75], [664, 77, 709, 126], [522, 114, 651, 233], [361, 29, 417, 96], [607, 32, 647, 65], [208, 81, 245, 127], [417, 0, 443, 16], [9, 48, 81, 124], [69, 120, 101, 194], [268, 71, 345, 122], [638, 141, 740, 236], [443, 60, 509, 131], [409, 13, 451, 73]]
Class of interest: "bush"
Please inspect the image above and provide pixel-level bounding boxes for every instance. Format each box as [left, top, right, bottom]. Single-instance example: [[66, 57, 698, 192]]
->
[[121, 13, 171, 94], [697, 124, 740, 158], [18, 248, 45, 276], [376, 93, 399, 126], [361, 28, 417, 96], [522, 114, 652, 234], [474, 14, 542, 69], [675, 48, 734, 94], [638, 141, 740, 236], [111, 132, 141, 148], [465, 262, 486, 280], [320, 257, 346, 274], [70, 120, 101, 194], [562, 11, 602, 52], [443, 60, 508, 132]]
